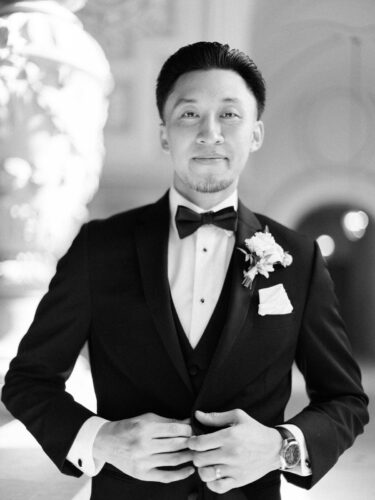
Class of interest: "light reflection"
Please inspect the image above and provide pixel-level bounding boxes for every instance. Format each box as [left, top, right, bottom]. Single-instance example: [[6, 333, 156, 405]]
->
[[317, 234, 335, 257], [3, 157, 32, 188], [0, 253, 55, 285], [342, 210, 369, 240]]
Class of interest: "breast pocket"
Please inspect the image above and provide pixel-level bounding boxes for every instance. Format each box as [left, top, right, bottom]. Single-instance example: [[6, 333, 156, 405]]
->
[[253, 311, 296, 331]]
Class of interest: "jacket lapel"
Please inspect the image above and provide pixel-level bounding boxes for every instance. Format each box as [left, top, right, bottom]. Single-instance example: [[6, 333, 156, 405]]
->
[[194, 200, 263, 408], [135, 191, 193, 394]]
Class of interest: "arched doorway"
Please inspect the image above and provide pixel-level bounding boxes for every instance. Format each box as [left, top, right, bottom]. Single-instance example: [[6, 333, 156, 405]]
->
[[260, 170, 375, 363], [296, 204, 375, 361]]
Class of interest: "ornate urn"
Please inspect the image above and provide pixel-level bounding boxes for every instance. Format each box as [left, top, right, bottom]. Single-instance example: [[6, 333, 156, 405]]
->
[[0, 0, 112, 374]]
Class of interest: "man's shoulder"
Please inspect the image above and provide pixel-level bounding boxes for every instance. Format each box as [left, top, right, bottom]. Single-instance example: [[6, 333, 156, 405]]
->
[[86, 192, 168, 235], [89, 203, 151, 228]]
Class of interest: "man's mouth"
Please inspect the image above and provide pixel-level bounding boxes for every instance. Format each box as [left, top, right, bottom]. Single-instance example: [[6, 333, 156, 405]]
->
[[192, 154, 228, 161]]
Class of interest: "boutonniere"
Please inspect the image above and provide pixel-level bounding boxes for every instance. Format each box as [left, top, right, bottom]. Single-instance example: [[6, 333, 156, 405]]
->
[[238, 226, 293, 289]]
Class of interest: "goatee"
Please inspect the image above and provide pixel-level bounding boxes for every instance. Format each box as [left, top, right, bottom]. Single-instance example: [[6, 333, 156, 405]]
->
[[190, 179, 233, 193]]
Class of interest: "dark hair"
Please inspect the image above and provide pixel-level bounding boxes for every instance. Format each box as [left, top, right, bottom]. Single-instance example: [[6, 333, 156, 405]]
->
[[156, 41, 266, 120]]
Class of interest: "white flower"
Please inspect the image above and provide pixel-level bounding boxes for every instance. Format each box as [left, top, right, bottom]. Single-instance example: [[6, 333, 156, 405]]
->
[[256, 258, 275, 278], [245, 231, 275, 256], [238, 226, 293, 289], [242, 266, 258, 288], [282, 252, 293, 267]]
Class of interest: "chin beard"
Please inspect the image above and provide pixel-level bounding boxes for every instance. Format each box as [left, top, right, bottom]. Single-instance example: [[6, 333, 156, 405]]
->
[[189, 178, 233, 193]]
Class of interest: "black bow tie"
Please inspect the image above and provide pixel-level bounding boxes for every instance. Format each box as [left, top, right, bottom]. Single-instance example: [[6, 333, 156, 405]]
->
[[175, 205, 238, 239]]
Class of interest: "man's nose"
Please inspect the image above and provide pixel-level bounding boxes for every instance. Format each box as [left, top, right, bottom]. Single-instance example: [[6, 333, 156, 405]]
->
[[196, 116, 224, 144]]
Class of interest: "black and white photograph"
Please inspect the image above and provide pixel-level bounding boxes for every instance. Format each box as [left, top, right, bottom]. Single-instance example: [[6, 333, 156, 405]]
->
[[0, 1, 373, 499]]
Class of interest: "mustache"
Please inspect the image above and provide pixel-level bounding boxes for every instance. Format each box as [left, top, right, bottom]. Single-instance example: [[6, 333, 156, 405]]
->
[[192, 152, 228, 159]]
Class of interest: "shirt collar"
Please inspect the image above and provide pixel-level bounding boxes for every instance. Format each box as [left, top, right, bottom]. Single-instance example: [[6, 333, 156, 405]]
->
[[169, 186, 238, 237]]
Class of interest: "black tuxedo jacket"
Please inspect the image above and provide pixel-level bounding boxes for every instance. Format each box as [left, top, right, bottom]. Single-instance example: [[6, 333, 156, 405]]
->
[[2, 192, 369, 500]]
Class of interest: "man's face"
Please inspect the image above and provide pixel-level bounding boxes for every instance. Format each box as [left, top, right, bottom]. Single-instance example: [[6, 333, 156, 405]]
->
[[160, 69, 264, 198]]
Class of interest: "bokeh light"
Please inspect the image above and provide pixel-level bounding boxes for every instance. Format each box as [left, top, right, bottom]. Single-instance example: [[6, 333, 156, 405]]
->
[[317, 234, 336, 257], [342, 210, 369, 240]]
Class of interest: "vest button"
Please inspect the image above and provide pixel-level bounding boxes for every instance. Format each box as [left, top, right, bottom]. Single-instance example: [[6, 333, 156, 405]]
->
[[189, 364, 199, 376], [188, 491, 198, 500]]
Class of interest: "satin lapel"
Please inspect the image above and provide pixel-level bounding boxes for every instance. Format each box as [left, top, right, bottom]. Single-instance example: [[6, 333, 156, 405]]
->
[[194, 201, 263, 408], [135, 192, 193, 394]]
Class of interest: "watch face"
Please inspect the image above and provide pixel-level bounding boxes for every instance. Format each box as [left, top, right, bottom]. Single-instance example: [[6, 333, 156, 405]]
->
[[284, 442, 301, 467]]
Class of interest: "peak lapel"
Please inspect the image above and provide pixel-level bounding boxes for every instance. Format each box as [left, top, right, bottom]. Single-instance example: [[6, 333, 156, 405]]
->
[[194, 201, 263, 408], [135, 192, 193, 394]]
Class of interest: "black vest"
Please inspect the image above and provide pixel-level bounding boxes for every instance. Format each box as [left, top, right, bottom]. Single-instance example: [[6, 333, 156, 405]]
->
[[170, 259, 233, 500], [171, 257, 233, 395], [169, 260, 281, 500]]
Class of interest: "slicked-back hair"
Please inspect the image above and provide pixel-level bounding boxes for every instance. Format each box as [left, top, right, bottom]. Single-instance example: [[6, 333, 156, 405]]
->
[[156, 41, 266, 121]]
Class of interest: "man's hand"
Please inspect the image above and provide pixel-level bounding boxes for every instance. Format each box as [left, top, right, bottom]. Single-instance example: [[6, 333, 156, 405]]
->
[[188, 409, 282, 494], [93, 413, 195, 483]]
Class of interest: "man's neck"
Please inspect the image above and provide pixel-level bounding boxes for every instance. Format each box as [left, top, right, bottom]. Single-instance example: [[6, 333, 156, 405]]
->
[[173, 179, 238, 211]]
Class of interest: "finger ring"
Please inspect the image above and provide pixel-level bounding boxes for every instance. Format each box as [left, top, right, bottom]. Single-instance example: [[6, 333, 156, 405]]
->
[[215, 467, 222, 480]]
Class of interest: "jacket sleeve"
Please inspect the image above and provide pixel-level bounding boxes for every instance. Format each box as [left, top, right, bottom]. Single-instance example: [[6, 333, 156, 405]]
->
[[1, 223, 96, 477], [283, 241, 369, 489]]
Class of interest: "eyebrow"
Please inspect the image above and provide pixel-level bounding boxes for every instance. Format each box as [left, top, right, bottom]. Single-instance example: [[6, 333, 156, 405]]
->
[[172, 98, 196, 108], [172, 97, 241, 109]]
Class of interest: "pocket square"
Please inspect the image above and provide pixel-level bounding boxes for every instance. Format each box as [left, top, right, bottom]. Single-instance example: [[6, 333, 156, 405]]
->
[[258, 284, 293, 316]]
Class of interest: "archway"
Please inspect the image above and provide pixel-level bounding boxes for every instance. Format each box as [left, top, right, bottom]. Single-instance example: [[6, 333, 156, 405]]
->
[[296, 204, 375, 360], [262, 172, 375, 361]]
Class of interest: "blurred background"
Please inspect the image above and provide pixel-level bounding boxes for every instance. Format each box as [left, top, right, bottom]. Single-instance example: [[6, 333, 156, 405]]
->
[[0, 0, 374, 498]]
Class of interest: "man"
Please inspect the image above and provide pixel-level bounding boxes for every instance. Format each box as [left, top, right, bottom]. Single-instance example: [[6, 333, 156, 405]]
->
[[2, 42, 369, 500]]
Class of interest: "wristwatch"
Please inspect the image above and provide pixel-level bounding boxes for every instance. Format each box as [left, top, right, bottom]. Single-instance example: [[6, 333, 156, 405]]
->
[[276, 427, 301, 470]]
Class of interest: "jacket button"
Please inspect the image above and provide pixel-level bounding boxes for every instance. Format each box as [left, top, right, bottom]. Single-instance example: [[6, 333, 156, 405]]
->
[[189, 365, 199, 376]]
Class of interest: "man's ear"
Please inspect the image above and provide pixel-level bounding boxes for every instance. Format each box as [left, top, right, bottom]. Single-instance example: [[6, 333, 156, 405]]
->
[[250, 120, 264, 152], [160, 124, 170, 152]]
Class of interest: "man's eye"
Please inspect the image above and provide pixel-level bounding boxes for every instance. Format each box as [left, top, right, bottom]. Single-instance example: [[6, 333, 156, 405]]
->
[[221, 112, 239, 118], [181, 111, 198, 118]]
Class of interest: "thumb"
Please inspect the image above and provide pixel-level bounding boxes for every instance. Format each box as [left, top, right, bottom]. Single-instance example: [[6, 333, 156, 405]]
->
[[195, 409, 241, 427]]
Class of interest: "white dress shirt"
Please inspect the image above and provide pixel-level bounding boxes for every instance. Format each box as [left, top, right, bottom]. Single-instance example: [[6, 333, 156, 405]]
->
[[67, 187, 311, 477], [168, 187, 237, 348]]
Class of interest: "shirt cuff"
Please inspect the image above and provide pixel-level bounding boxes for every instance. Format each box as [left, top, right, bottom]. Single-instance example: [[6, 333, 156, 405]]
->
[[278, 424, 312, 476], [67, 416, 109, 477]]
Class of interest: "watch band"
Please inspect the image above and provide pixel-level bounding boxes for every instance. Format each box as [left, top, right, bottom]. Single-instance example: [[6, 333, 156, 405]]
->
[[276, 426, 295, 441]]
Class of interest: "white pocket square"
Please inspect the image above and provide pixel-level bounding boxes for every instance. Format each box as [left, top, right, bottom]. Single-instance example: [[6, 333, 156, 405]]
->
[[258, 284, 293, 316]]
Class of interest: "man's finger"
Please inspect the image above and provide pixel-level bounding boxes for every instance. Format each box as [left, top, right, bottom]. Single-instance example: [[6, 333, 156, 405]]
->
[[192, 449, 223, 468], [151, 450, 194, 468], [206, 477, 234, 494], [198, 465, 232, 483], [149, 465, 195, 484], [150, 415, 190, 425], [151, 422, 193, 438], [151, 436, 190, 453], [188, 430, 225, 451], [195, 409, 242, 427]]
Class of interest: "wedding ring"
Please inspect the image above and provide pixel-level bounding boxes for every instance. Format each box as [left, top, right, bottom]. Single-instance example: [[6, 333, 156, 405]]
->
[[215, 467, 222, 480]]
